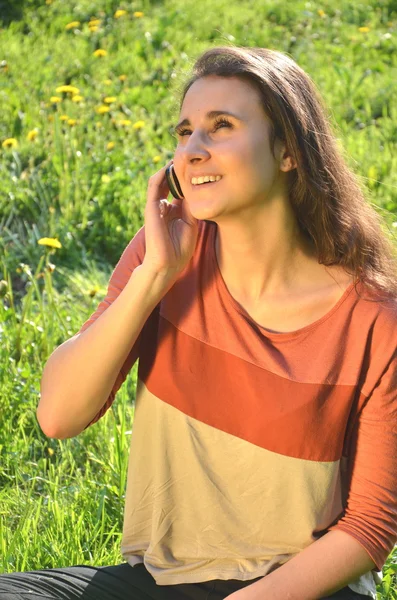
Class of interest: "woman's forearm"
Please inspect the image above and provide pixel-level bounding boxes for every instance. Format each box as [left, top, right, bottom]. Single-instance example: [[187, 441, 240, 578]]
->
[[37, 265, 176, 439], [226, 530, 376, 600]]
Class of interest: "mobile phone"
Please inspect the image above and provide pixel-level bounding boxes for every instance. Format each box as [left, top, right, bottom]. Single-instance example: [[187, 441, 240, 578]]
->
[[165, 164, 184, 200]]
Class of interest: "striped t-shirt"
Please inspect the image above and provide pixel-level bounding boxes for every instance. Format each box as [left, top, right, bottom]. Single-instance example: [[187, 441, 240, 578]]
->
[[79, 219, 397, 598]]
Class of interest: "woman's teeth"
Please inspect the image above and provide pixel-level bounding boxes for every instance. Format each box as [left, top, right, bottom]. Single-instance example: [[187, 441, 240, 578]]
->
[[191, 175, 222, 185]]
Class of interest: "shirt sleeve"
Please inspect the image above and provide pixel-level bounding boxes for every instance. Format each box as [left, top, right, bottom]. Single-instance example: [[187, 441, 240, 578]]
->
[[77, 225, 148, 428], [329, 351, 397, 571]]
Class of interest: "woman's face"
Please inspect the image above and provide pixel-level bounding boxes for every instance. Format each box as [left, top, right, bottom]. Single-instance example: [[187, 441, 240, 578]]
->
[[172, 75, 294, 223]]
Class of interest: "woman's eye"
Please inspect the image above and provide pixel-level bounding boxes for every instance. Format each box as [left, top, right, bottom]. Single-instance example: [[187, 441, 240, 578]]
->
[[177, 119, 232, 137]]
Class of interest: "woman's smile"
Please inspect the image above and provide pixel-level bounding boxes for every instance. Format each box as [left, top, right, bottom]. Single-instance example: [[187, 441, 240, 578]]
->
[[190, 178, 223, 190]]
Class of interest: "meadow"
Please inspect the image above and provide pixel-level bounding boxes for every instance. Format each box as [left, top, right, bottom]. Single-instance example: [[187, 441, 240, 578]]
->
[[0, 0, 396, 596]]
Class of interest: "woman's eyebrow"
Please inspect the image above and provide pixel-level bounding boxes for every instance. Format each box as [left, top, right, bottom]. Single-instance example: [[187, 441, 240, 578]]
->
[[173, 110, 241, 132]]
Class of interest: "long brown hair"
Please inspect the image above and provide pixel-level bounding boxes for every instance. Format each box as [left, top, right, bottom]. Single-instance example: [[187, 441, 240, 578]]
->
[[174, 45, 397, 300]]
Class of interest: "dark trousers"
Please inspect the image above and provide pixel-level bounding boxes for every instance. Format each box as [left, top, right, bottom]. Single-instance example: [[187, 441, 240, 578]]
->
[[0, 562, 370, 599]]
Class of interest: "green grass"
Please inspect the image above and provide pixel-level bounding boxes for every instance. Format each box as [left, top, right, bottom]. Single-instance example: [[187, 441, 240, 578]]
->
[[0, 0, 396, 597]]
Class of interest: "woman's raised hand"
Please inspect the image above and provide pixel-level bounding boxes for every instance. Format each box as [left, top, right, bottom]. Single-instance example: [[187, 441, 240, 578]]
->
[[142, 160, 199, 277]]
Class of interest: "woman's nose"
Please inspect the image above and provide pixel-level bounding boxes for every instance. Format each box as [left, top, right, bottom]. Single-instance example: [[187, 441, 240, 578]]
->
[[182, 133, 211, 162]]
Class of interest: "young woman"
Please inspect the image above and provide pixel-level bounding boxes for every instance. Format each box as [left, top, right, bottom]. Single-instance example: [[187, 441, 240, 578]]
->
[[1, 45, 396, 600]]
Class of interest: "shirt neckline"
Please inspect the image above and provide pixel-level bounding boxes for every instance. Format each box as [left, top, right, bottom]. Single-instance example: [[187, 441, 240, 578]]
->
[[209, 222, 357, 341]]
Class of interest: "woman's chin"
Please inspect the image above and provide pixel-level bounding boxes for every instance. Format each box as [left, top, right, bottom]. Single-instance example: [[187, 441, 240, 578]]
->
[[187, 195, 221, 219]]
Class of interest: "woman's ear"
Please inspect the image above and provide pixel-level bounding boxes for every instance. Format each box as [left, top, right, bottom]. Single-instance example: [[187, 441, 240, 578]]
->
[[279, 145, 297, 172]]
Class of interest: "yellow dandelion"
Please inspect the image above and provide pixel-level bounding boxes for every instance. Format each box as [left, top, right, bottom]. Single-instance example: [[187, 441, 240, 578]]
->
[[101, 174, 111, 183], [88, 286, 100, 297], [93, 49, 107, 58], [2, 138, 18, 149], [50, 96, 62, 103], [56, 85, 80, 95], [72, 95, 83, 102], [89, 19, 101, 26], [38, 237, 62, 249], [114, 9, 127, 18], [89, 25, 99, 32], [96, 105, 110, 114], [103, 79, 112, 86], [358, 26, 370, 32], [48, 115, 54, 122], [133, 11, 144, 18], [65, 21, 80, 30], [119, 74, 127, 82], [104, 96, 117, 103], [153, 155, 161, 163], [27, 129, 39, 141], [106, 141, 115, 150], [60, 115, 69, 121], [95, 121, 103, 128], [67, 119, 77, 126], [118, 119, 131, 126], [47, 447, 55, 456], [317, 9, 326, 17], [133, 120, 145, 129]]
